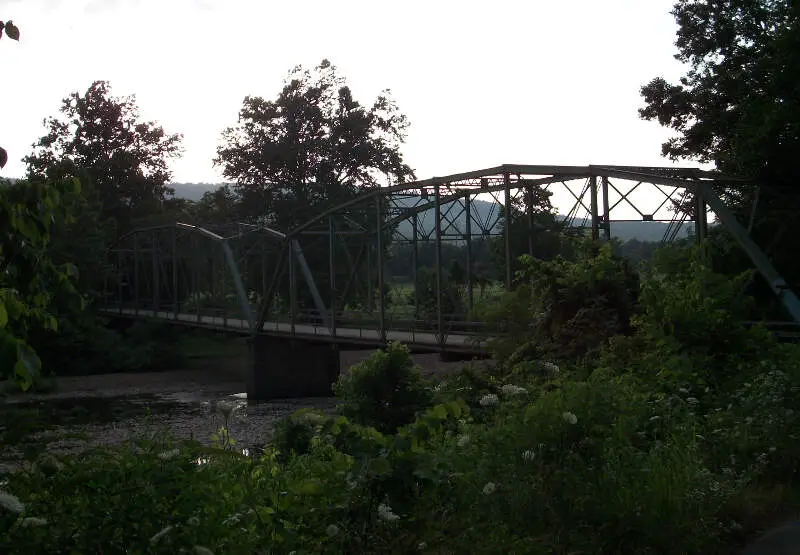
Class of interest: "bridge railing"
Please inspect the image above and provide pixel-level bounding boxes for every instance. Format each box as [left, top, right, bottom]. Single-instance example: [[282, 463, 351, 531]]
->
[[98, 301, 503, 350]]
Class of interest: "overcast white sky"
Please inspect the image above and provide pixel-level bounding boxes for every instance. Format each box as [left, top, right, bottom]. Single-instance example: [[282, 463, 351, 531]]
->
[[1, 0, 690, 196]]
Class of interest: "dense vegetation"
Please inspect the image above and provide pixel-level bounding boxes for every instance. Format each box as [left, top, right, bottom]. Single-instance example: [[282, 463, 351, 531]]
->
[[2, 1, 800, 552], [3, 241, 800, 553]]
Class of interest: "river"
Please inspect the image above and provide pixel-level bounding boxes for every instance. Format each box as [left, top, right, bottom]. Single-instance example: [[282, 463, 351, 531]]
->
[[0, 350, 483, 473]]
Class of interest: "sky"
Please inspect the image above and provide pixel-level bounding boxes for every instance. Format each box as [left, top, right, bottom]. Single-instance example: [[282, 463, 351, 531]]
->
[[1, 0, 693, 217]]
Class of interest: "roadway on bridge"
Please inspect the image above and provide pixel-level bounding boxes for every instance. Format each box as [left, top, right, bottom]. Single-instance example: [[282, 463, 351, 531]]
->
[[100, 308, 487, 352]]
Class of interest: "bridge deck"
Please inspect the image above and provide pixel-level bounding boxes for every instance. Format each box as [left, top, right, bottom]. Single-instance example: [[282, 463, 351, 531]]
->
[[100, 308, 488, 353]]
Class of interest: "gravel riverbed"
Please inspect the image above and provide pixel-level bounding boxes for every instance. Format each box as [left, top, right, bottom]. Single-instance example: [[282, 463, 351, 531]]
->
[[0, 351, 487, 473]]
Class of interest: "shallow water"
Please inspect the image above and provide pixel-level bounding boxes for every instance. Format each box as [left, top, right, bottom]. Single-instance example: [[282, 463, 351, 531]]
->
[[0, 371, 336, 473], [0, 350, 486, 473]]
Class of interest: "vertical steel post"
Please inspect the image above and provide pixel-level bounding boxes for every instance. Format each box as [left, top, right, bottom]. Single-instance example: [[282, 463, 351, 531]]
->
[[366, 241, 373, 312], [117, 250, 123, 314], [503, 173, 512, 289], [434, 183, 444, 344], [221, 246, 227, 328], [526, 185, 534, 255], [289, 238, 297, 335], [590, 175, 600, 241], [192, 235, 200, 323], [261, 239, 267, 306], [210, 245, 216, 321], [694, 191, 707, 243], [172, 228, 178, 320], [601, 176, 612, 241], [412, 212, 419, 319], [152, 231, 159, 313], [133, 233, 140, 317], [465, 194, 474, 313], [376, 196, 386, 342], [329, 216, 337, 337]]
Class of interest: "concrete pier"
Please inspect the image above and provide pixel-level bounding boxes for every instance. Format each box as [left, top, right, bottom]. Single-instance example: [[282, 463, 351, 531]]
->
[[248, 336, 341, 400]]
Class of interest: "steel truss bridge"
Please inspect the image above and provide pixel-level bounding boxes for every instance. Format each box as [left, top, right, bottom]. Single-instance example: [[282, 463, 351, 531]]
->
[[99, 164, 800, 352]]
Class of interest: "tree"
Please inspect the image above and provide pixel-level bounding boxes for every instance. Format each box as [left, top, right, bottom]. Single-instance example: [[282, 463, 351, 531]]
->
[[215, 59, 414, 231], [194, 185, 240, 225], [26, 81, 183, 232], [448, 259, 465, 285], [0, 176, 82, 390], [639, 0, 800, 310]]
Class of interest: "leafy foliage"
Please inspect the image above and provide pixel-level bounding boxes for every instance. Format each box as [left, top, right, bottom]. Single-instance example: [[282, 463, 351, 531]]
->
[[0, 178, 82, 390], [332, 342, 433, 434], [640, 0, 800, 303], [411, 267, 465, 324], [481, 239, 640, 365], [25, 81, 183, 233], [216, 59, 414, 229]]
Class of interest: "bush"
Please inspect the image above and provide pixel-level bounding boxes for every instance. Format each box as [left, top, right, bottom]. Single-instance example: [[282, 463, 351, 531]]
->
[[479, 238, 640, 366], [332, 342, 433, 434], [30, 317, 186, 375]]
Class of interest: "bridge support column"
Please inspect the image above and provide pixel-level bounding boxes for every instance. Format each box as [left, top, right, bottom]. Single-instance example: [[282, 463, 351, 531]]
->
[[248, 336, 340, 400]]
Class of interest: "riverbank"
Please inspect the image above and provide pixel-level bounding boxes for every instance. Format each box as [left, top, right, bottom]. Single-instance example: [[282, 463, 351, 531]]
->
[[0, 346, 486, 474]]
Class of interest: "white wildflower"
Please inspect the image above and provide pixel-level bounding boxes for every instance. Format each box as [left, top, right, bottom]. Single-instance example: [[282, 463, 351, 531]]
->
[[541, 361, 560, 374], [479, 393, 499, 406], [457, 434, 470, 447], [326, 524, 339, 537], [223, 513, 241, 526], [522, 449, 536, 462], [194, 547, 214, 555], [377, 503, 400, 522], [19, 517, 47, 527], [482, 482, 497, 495], [418, 541, 428, 550], [150, 525, 173, 544], [158, 448, 180, 461], [0, 490, 24, 514], [562, 411, 578, 425], [500, 384, 527, 396]]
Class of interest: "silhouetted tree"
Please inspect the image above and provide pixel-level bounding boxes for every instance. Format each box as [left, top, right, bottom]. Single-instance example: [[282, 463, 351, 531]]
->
[[26, 81, 183, 232], [640, 0, 800, 313], [215, 59, 414, 231]]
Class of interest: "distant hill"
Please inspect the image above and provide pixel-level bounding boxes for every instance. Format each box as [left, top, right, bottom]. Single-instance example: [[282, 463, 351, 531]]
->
[[171, 182, 223, 201], [169, 182, 690, 243]]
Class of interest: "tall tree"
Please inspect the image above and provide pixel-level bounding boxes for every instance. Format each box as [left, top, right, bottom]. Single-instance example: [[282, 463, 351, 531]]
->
[[26, 81, 183, 232], [215, 59, 414, 231], [639, 0, 800, 311]]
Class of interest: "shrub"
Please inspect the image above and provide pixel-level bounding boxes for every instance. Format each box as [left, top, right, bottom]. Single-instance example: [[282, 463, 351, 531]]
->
[[479, 238, 640, 365], [332, 342, 433, 434]]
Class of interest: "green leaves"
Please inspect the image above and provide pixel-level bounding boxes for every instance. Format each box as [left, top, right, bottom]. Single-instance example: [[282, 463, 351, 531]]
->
[[1, 20, 20, 41], [14, 341, 41, 391], [0, 178, 83, 390]]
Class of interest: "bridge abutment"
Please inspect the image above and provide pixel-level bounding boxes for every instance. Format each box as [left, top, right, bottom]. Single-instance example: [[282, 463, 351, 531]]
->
[[248, 336, 340, 400]]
